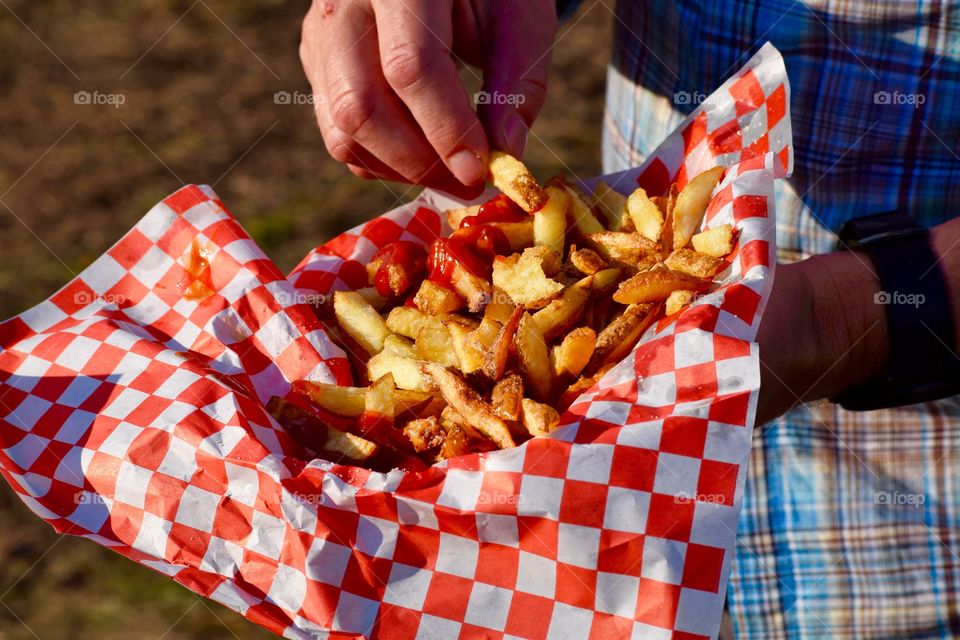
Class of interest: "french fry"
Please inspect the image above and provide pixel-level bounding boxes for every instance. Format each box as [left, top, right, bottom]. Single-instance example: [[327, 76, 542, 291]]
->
[[491, 221, 535, 252], [483, 305, 523, 381], [488, 151, 548, 213], [267, 397, 377, 462], [415, 324, 459, 368], [659, 185, 677, 260], [613, 268, 706, 304], [447, 261, 493, 313], [534, 185, 569, 256], [491, 373, 524, 423], [691, 224, 735, 257], [386, 306, 433, 339], [587, 304, 657, 373], [520, 398, 561, 437], [404, 416, 445, 453], [445, 204, 481, 230], [492, 246, 565, 307], [355, 287, 388, 310], [383, 334, 418, 359], [423, 363, 516, 448], [365, 242, 426, 298], [447, 321, 485, 373], [593, 180, 628, 231], [484, 290, 516, 323], [531, 275, 592, 341], [551, 327, 596, 378], [515, 312, 553, 401], [294, 380, 365, 417], [673, 166, 723, 250], [334, 290, 390, 355], [587, 232, 661, 270], [665, 289, 695, 316], [563, 184, 606, 236], [368, 350, 431, 392], [664, 248, 724, 278], [626, 187, 664, 242], [569, 247, 607, 275], [414, 280, 465, 315], [467, 317, 503, 356], [365, 374, 396, 422]]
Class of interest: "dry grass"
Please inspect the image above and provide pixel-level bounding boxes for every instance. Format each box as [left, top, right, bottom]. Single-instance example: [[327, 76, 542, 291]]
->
[[0, 1, 611, 638]]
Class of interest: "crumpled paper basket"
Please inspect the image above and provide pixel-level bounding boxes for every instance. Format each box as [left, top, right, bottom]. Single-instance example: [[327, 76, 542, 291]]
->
[[0, 43, 790, 639]]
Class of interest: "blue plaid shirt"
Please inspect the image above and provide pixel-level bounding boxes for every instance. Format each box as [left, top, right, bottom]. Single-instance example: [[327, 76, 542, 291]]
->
[[561, 0, 960, 637]]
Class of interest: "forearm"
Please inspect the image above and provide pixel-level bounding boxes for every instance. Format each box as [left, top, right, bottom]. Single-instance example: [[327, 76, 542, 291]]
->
[[758, 216, 960, 422]]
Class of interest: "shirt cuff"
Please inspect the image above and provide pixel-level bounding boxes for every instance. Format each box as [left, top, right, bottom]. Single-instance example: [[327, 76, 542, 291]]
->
[[557, 0, 584, 22]]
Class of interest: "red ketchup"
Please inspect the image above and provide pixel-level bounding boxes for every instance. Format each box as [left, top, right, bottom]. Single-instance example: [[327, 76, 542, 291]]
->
[[460, 194, 527, 227], [370, 241, 426, 297], [427, 237, 491, 284]]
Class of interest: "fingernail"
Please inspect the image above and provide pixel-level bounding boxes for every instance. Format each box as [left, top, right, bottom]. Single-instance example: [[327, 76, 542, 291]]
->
[[448, 149, 486, 186], [503, 113, 528, 157]]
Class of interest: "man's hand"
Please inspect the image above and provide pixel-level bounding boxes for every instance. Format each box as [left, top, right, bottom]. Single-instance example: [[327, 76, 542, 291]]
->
[[757, 216, 960, 426], [300, 0, 558, 198]]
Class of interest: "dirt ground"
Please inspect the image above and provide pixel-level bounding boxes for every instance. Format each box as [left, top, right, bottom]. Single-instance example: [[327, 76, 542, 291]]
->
[[0, 1, 612, 638]]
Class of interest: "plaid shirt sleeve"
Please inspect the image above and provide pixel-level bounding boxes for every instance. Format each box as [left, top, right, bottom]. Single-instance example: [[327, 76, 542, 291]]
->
[[601, 0, 960, 637]]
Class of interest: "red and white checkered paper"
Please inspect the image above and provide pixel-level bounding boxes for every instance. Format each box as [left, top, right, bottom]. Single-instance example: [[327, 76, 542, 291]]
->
[[0, 43, 790, 639]]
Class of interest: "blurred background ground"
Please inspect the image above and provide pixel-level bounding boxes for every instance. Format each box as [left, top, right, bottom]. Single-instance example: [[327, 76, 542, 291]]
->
[[0, 1, 611, 638]]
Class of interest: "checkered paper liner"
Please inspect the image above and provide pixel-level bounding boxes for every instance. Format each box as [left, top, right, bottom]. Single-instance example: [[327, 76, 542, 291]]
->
[[0, 43, 790, 639]]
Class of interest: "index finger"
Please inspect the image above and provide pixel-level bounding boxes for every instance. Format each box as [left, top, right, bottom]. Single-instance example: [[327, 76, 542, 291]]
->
[[373, 0, 489, 187]]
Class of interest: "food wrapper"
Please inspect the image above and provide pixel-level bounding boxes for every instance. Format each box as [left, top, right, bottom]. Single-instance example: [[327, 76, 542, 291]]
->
[[0, 43, 791, 639]]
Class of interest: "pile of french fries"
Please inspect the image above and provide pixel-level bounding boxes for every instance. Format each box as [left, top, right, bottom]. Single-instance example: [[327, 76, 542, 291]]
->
[[268, 153, 736, 470]]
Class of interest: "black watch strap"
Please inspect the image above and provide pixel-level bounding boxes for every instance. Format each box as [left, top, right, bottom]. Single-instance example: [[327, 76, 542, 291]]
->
[[832, 211, 960, 410]]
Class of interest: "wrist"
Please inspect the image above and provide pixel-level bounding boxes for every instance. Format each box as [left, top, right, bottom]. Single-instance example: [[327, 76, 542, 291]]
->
[[796, 250, 889, 402]]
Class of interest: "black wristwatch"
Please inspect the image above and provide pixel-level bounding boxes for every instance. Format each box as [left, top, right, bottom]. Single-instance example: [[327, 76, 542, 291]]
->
[[831, 211, 960, 410]]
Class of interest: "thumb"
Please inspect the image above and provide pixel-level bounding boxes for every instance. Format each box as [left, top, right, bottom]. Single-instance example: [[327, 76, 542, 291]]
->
[[477, 3, 557, 157]]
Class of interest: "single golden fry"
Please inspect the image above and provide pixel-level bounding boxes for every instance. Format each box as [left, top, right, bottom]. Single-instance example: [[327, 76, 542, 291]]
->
[[673, 166, 724, 250], [491, 373, 524, 423], [386, 306, 433, 340], [490, 221, 535, 252], [691, 224, 735, 257], [423, 363, 516, 448], [515, 312, 553, 401], [483, 305, 524, 381], [569, 247, 607, 275], [551, 327, 597, 378], [520, 398, 561, 436], [664, 248, 724, 279], [534, 185, 569, 256], [626, 187, 665, 242], [447, 321, 485, 373], [414, 280, 465, 315], [587, 304, 657, 373], [367, 350, 431, 392], [562, 183, 606, 236], [587, 231, 661, 270], [415, 324, 459, 368], [334, 290, 390, 355], [492, 246, 565, 307], [665, 289, 695, 316], [613, 268, 706, 304], [593, 180, 628, 231], [365, 373, 396, 421], [531, 275, 592, 341], [660, 185, 678, 260], [383, 334, 418, 359], [488, 151, 548, 213]]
